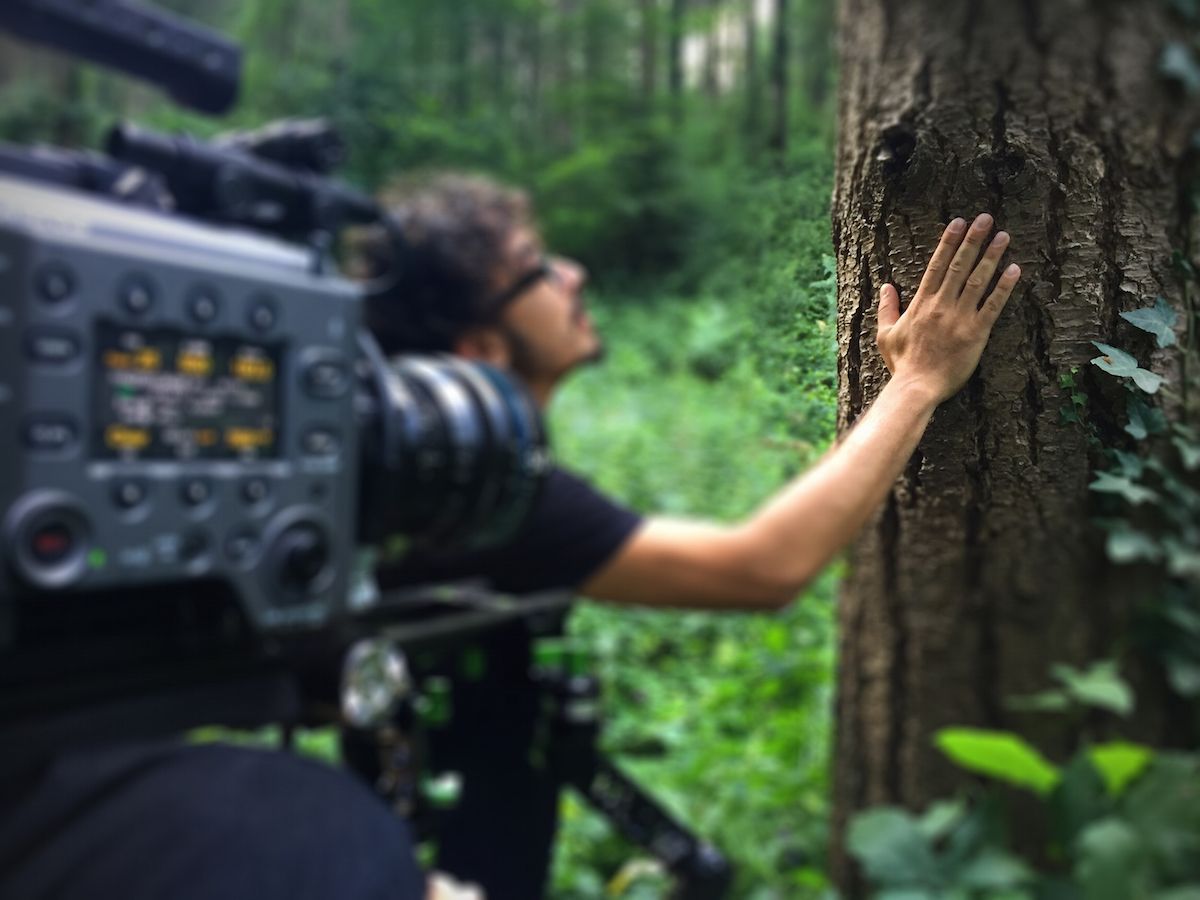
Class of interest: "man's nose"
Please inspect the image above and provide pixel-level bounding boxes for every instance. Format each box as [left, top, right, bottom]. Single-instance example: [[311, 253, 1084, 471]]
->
[[553, 256, 587, 293]]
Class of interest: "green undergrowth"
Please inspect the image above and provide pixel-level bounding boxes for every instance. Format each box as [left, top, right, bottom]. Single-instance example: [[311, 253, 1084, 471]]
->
[[547, 162, 840, 898]]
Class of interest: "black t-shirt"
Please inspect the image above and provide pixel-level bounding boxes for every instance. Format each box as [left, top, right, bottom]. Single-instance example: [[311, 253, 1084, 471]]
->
[[375, 466, 642, 898], [377, 465, 643, 595]]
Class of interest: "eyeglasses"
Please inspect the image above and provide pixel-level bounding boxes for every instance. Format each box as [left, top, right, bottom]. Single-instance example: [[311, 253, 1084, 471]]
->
[[480, 256, 563, 320]]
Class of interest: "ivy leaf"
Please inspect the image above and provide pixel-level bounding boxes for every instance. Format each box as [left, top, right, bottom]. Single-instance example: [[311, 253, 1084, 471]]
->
[[917, 798, 966, 842], [1174, 436, 1200, 471], [1164, 655, 1200, 697], [1091, 342, 1139, 377], [1089, 471, 1160, 506], [1172, 0, 1200, 19], [1154, 887, 1200, 900], [1090, 342, 1161, 393], [1075, 817, 1151, 900], [1120, 297, 1178, 348], [1106, 528, 1163, 565], [846, 808, 940, 886], [1161, 42, 1200, 94], [1126, 397, 1168, 439], [935, 728, 1061, 795], [1110, 449, 1145, 479], [1051, 661, 1134, 716], [1005, 689, 1072, 713], [1087, 742, 1154, 796], [957, 848, 1034, 890], [1164, 539, 1200, 580], [1130, 368, 1164, 394]]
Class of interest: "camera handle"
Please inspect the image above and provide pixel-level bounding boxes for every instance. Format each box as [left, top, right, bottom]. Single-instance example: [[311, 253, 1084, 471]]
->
[[533, 647, 734, 900]]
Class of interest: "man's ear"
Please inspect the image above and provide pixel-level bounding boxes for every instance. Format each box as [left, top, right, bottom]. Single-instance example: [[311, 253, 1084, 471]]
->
[[452, 327, 511, 366]]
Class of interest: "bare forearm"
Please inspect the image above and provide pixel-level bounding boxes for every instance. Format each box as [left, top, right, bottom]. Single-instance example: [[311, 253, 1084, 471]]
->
[[737, 376, 939, 593]]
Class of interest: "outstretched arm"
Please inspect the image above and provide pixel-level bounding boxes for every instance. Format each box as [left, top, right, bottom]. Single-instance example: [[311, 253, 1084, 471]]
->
[[582, 214, 1021, 610]]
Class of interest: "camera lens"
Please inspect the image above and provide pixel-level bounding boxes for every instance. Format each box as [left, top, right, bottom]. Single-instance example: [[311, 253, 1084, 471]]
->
[[357, 342, 549, 551]]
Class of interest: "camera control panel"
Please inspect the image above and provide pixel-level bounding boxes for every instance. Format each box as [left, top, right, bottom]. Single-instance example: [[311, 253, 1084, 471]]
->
[[0, 176, 362, 632]]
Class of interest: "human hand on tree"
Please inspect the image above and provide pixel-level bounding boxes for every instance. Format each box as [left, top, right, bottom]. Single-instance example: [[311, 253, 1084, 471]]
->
[[876, 213, 1021, 404]]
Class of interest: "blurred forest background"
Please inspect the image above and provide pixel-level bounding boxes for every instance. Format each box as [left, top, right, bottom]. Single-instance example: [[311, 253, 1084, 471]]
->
[[1, 1, 840, 895]]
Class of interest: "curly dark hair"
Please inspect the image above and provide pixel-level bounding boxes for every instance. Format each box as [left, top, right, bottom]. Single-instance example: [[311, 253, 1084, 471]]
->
[[350, 173, 533, 354]]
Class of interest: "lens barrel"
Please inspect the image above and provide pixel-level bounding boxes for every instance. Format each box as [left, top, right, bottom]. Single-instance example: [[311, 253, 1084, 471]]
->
[[356, 336, 549, 551]]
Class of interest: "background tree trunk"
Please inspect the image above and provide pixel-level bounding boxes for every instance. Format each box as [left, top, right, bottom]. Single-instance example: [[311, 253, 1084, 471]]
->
[[768, 0, 789, 153], [831, 0, 1197, 893]]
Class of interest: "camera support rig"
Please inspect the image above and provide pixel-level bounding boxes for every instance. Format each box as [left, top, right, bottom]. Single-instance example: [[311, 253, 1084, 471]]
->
[[0, 2, 736, 896]]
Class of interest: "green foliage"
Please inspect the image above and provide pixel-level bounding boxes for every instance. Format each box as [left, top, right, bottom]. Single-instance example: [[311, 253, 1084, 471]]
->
[[934, 730, 1061, 796], [852, 736, 1200, 899]]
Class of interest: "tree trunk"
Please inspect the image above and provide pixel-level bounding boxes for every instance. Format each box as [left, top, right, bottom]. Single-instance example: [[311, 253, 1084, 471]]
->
[[744, 0, 761, 138], [640, 0, 659, 102], [669, 0, 687, 117], [831, 0, 1196, 893], [768, 0, 789, 153]]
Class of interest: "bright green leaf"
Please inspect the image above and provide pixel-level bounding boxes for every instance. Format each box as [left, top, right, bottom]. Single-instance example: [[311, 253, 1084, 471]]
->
[[935, 728, 1061, 795], [1089, 471, 1160, 506], [1087, 742, 1154, 796], [1120, 297, 1179, 348], [1051, 661, 1134, 716]]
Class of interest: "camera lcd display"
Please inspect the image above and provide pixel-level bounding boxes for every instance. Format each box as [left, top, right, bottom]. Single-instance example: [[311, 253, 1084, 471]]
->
[[93, 322, 283, 460]]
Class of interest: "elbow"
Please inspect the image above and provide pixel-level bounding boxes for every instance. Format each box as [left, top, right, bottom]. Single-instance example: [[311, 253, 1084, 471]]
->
[[742, 569, 810, 612]]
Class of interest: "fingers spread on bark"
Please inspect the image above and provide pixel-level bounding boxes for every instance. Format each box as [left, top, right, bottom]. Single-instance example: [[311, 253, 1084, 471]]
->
[[916, 217, 968, 298], [960, 231, 1010, 308], [940, 213, 994, 299], [878, 283, 901, 333], [979, 264, 1021, 327]]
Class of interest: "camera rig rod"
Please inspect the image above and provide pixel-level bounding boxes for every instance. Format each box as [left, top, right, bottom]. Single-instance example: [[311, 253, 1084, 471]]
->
[[0, 0, 241, 115]]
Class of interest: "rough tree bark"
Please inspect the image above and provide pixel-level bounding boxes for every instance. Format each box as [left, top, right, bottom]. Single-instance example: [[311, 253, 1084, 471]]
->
[[831, 0, 1197, 893]]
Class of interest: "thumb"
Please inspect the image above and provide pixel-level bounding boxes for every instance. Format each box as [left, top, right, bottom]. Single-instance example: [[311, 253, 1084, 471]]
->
[[878, 283, 900, 330]]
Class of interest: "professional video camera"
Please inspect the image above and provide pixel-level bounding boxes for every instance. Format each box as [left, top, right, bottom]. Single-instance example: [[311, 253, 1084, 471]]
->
[[0, 3, 733, 897]]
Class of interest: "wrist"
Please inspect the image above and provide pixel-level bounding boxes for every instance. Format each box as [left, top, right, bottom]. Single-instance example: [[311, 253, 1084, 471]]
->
[[884, 373, 943, 412]]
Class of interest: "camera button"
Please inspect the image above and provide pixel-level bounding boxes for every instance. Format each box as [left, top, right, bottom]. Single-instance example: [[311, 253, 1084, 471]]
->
[[180, 529, 210, 563], [25, 329, 81, 364], [302, 427, 340, 457], [188, 287, 220, 324], [226, 528, 261, 565], [23, 415, 78, 452], [241, 477, 271, 505], [30, 520, 77, 566], [181, 478, 213, 507], [36, 263, 75, 304], [119, 276, 156, 316], [112, 480, 149, 510], [304, 359, 350, 399], [248, 297, 278, 333]]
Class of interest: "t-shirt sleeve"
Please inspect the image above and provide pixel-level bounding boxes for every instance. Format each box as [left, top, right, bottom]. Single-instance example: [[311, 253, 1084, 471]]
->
[[376, 466, 643, 595]]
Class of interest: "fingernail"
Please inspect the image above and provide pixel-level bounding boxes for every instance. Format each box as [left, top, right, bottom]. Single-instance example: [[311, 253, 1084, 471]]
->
[[948, 218, 966, 233], [975, 213, 993, 229], [1006, 263, 1020, 277], [993, 231, 1010, 247]]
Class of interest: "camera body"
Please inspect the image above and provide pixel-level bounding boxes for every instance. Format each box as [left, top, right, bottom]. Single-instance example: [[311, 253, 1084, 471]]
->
[[0, 174, 362, 634]]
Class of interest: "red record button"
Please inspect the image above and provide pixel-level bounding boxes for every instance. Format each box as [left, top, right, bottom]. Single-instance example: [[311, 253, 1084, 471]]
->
[[31, 520, 76, 565]]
